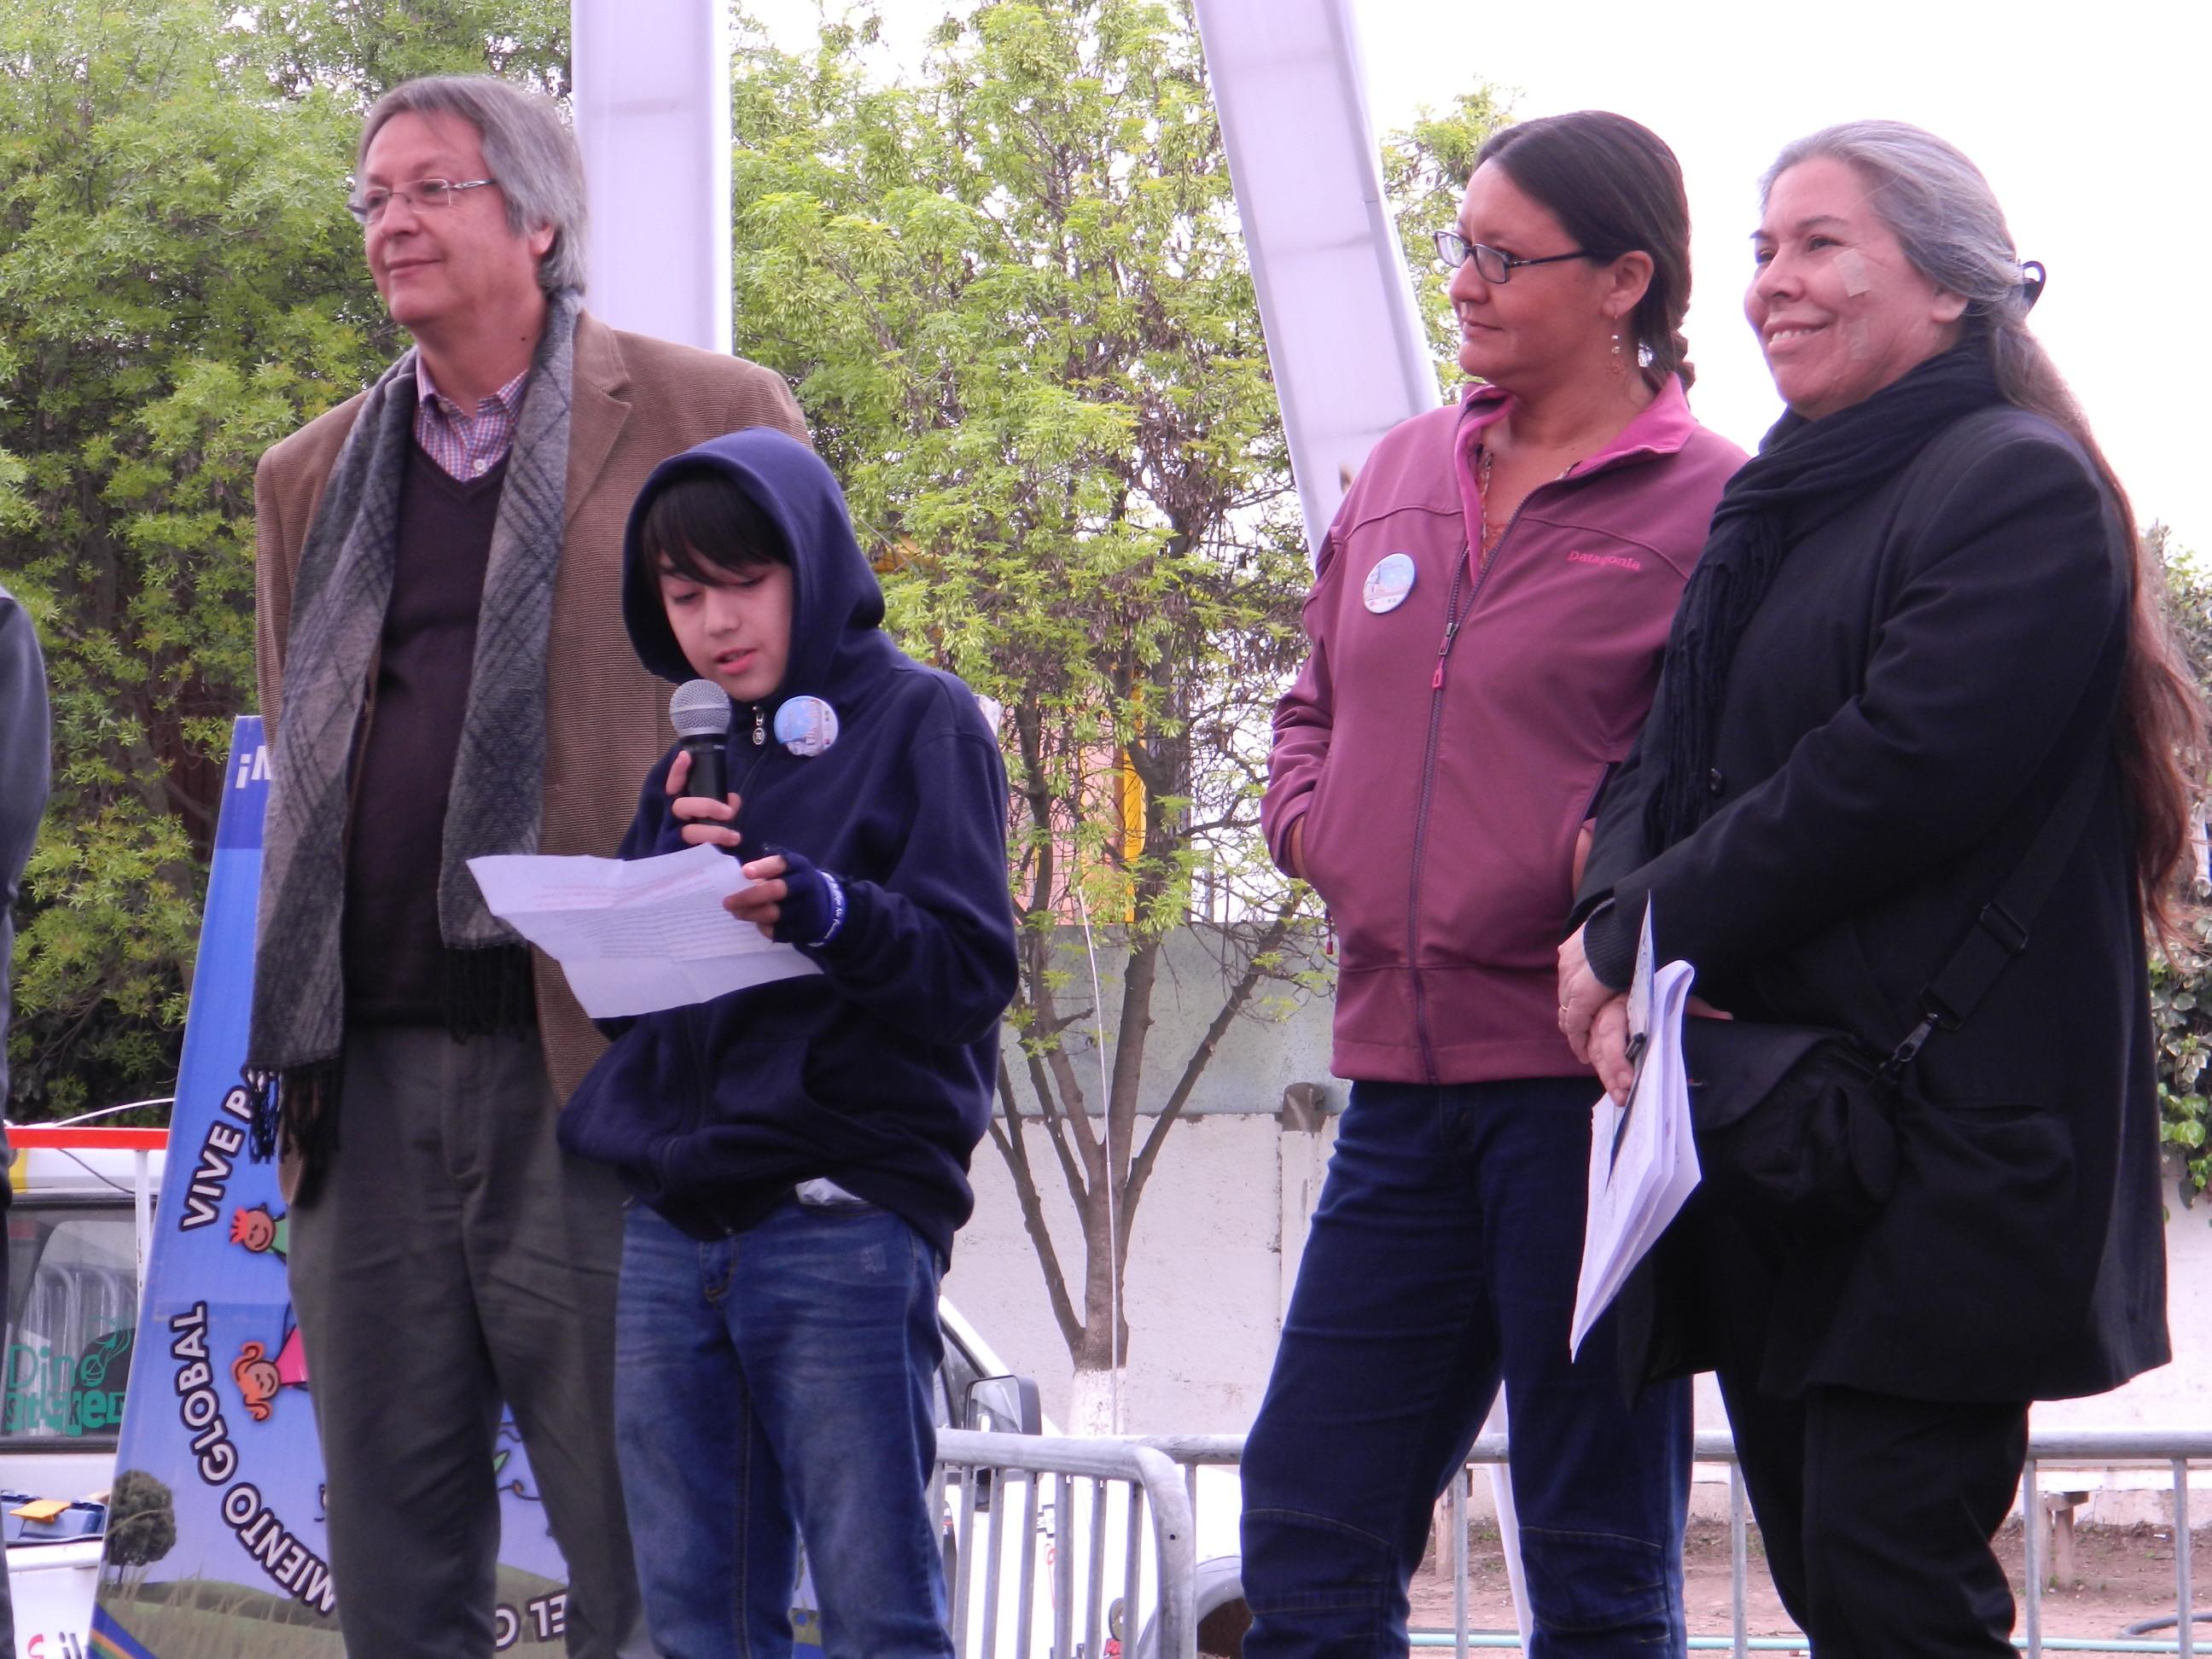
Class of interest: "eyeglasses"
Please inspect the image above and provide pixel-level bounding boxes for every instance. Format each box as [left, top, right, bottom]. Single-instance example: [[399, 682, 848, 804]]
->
[[1431, 230, 1596, 284], [346, 178, 497, 226]]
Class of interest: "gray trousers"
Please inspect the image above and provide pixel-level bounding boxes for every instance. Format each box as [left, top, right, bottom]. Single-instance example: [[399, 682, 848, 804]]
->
[[288, 1026, 645, 1658]]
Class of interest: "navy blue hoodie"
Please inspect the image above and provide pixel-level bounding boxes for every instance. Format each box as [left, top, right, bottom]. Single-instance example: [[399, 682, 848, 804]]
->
[[556, 429, 1017, 1262]]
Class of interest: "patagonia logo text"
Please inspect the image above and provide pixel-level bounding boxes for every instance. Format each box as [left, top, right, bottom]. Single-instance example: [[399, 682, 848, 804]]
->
[[1566, 550, 1643, 573]]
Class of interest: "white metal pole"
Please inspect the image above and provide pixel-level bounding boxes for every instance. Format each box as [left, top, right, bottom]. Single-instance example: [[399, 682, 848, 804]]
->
[[1482, 1396, 1535, 1650], [571, 0, 732, 353], [1189, 0, 1440, 561], [133, 1147, 152, 1293]]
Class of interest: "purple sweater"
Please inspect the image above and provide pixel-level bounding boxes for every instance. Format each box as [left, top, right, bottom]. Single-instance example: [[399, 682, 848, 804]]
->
[[1263, 378, 1743, 1085]]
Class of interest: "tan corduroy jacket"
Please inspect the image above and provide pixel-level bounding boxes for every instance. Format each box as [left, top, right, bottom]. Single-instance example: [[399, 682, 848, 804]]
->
[[254, 309, 810, 1103]]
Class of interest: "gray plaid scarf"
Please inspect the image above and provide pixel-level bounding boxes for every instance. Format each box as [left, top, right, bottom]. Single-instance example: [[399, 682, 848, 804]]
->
[[246, 289, 579, 1169]]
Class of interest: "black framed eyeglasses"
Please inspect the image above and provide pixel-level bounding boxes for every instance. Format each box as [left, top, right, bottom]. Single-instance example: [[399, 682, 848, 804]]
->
[[346, 177, 497, 226], [1431, 229, 1595, 284]]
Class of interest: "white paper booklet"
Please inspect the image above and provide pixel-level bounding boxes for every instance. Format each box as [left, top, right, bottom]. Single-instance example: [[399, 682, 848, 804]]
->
[[468, 843, 821, 1019], [1569, 909, 1703, 1359]]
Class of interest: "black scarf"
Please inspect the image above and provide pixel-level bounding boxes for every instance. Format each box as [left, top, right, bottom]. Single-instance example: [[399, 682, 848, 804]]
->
[[1644, 346, 2005, 850]]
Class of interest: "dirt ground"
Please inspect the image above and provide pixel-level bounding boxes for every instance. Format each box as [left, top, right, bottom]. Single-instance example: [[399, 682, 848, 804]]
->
[[1406, 1519, 2210, 1644]]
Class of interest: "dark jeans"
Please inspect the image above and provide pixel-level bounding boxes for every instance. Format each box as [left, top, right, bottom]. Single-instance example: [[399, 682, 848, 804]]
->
[[1720, 1374, 2029, 1656], [614, 1198, 952, 1659], [1241, 1077, 1691, 1658]]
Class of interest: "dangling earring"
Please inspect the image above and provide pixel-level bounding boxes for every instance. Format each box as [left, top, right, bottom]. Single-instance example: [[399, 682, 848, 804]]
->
[[1609, 328, 1626, 378]]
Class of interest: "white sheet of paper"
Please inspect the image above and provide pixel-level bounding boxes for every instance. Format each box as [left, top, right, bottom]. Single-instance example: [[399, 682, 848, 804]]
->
[[1570, 955, 1703, 1359], [469, 844, 821, 1018]]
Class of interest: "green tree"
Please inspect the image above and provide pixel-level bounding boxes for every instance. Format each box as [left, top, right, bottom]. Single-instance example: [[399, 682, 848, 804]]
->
[[0, 0, 562, 1116], [103, 1466, 178, 1598], [2145, 527, 2212, 1201], [254, 0, 568, 102], [729, 0, 1336, 1423], [1382, 89, 1516, 397]]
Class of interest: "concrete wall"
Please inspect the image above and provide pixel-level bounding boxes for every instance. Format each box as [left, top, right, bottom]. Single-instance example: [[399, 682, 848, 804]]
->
[[944, 924, 1337, 1432], [946, 1110, 1340, 1434], [2023, 1198, 2212, 1520], [999, 924, 1338, 1121]]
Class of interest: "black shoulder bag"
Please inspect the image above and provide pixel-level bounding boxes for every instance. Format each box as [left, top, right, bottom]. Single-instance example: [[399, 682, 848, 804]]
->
[[1679, 747, 2107, 1230]]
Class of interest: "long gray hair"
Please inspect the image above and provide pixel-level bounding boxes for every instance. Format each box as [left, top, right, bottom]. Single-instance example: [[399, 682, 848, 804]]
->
[[1762, 122, 2054, 416], [1764, 120, 2203, 944], [360, 75, 589, 295]]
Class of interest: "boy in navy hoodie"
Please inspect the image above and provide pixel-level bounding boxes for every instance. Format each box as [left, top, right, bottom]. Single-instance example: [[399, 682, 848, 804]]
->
[[559, 428, 1016, 1657]]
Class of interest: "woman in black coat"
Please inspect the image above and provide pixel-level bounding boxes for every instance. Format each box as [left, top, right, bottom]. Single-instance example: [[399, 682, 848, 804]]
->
[[1555, 121, 2201, 1656]]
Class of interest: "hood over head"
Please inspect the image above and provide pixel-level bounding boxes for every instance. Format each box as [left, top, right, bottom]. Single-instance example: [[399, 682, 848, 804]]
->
[[622, 428, 888, 709]]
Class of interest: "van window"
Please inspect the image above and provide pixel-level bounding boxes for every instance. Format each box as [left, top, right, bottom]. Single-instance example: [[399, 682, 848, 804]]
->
[[4, 1201, 138, 1445]]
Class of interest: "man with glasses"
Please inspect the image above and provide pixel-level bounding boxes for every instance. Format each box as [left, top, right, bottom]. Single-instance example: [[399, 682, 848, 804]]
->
[[248, 74, 806, 1657]]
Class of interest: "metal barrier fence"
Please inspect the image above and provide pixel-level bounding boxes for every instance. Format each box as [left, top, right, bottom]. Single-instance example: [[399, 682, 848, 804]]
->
[[934, 1427, 1198, 1659], [1133, 1429, 2212, 1658]]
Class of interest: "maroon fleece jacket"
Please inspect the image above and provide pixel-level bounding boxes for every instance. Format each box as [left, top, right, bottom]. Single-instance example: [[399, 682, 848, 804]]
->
[[1264, 377, 1743, 1085]]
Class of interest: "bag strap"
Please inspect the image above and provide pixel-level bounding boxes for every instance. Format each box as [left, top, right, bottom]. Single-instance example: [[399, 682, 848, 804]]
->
[[1881, 742, 2111, 1080]]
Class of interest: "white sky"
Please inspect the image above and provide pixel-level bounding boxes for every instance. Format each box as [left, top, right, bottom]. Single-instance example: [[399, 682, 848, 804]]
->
[[744, 0, 2204, 547]]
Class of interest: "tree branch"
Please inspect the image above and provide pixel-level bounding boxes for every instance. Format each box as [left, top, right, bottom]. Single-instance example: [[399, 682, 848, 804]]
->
[[990, 1058, 1083, 1352], [1014, 1016, 1094, 1214], [1124, 897, 1301, 1231], [1103, 928, 1161, 1233]]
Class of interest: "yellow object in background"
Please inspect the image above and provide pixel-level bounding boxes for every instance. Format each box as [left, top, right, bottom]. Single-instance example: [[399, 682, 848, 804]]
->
[[1119, 749, 1144, 864], [1119, 738, 1145, 924]]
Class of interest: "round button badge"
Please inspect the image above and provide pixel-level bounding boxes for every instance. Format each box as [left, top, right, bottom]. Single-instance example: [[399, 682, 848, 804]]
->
[[1362, 553, 1417, 614], [774, 696, 840, 757]]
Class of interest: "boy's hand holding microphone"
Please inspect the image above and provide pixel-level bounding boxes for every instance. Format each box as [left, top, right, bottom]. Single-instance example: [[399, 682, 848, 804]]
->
[[666, 728, 845, 949]]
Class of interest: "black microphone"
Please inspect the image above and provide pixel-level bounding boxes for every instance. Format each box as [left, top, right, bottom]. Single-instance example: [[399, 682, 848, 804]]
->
[[668, 679, 731, 804]]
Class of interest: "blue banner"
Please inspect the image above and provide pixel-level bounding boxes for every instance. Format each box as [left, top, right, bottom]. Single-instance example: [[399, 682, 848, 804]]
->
[[93, 718, 574, 1654]]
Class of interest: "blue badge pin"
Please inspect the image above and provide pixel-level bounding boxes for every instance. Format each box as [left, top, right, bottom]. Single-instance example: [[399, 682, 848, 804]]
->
[[774, 696, 840, 757], [1363, 553, 1417, 614]]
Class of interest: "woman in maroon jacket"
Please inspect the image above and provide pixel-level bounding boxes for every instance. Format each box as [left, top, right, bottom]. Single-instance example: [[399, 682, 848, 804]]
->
[[1243, 112, 1743, 1658]]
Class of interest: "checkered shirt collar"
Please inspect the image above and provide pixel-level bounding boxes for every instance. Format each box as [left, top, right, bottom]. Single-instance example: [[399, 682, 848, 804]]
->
[[412, 358, 529, 480]]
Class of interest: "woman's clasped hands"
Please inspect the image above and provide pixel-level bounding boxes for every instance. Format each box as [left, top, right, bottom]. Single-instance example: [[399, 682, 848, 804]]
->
[[1557, 922, 1730, 1103], [1557, 924, 1633, 1101]]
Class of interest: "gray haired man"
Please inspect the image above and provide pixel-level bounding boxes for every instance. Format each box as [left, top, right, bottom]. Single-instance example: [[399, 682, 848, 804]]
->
[[249, 76, 807, 1656]]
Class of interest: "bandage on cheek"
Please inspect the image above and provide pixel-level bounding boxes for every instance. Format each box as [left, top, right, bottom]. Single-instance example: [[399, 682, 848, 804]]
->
[[1837, 249, 1872, 297], [1848, 319, 1873, 359]]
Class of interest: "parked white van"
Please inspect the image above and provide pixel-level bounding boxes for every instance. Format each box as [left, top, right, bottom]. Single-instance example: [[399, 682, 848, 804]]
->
[[3, 1121, 167, 1659]]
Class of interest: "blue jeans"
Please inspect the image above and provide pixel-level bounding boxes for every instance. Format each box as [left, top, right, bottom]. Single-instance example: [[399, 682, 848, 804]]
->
[[613, 1198, 953, 1659], [1241, 1078, 1691, 1657]]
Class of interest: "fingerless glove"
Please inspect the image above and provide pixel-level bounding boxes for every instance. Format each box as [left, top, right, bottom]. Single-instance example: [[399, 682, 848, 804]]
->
[[763, 846, 846, 948]]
